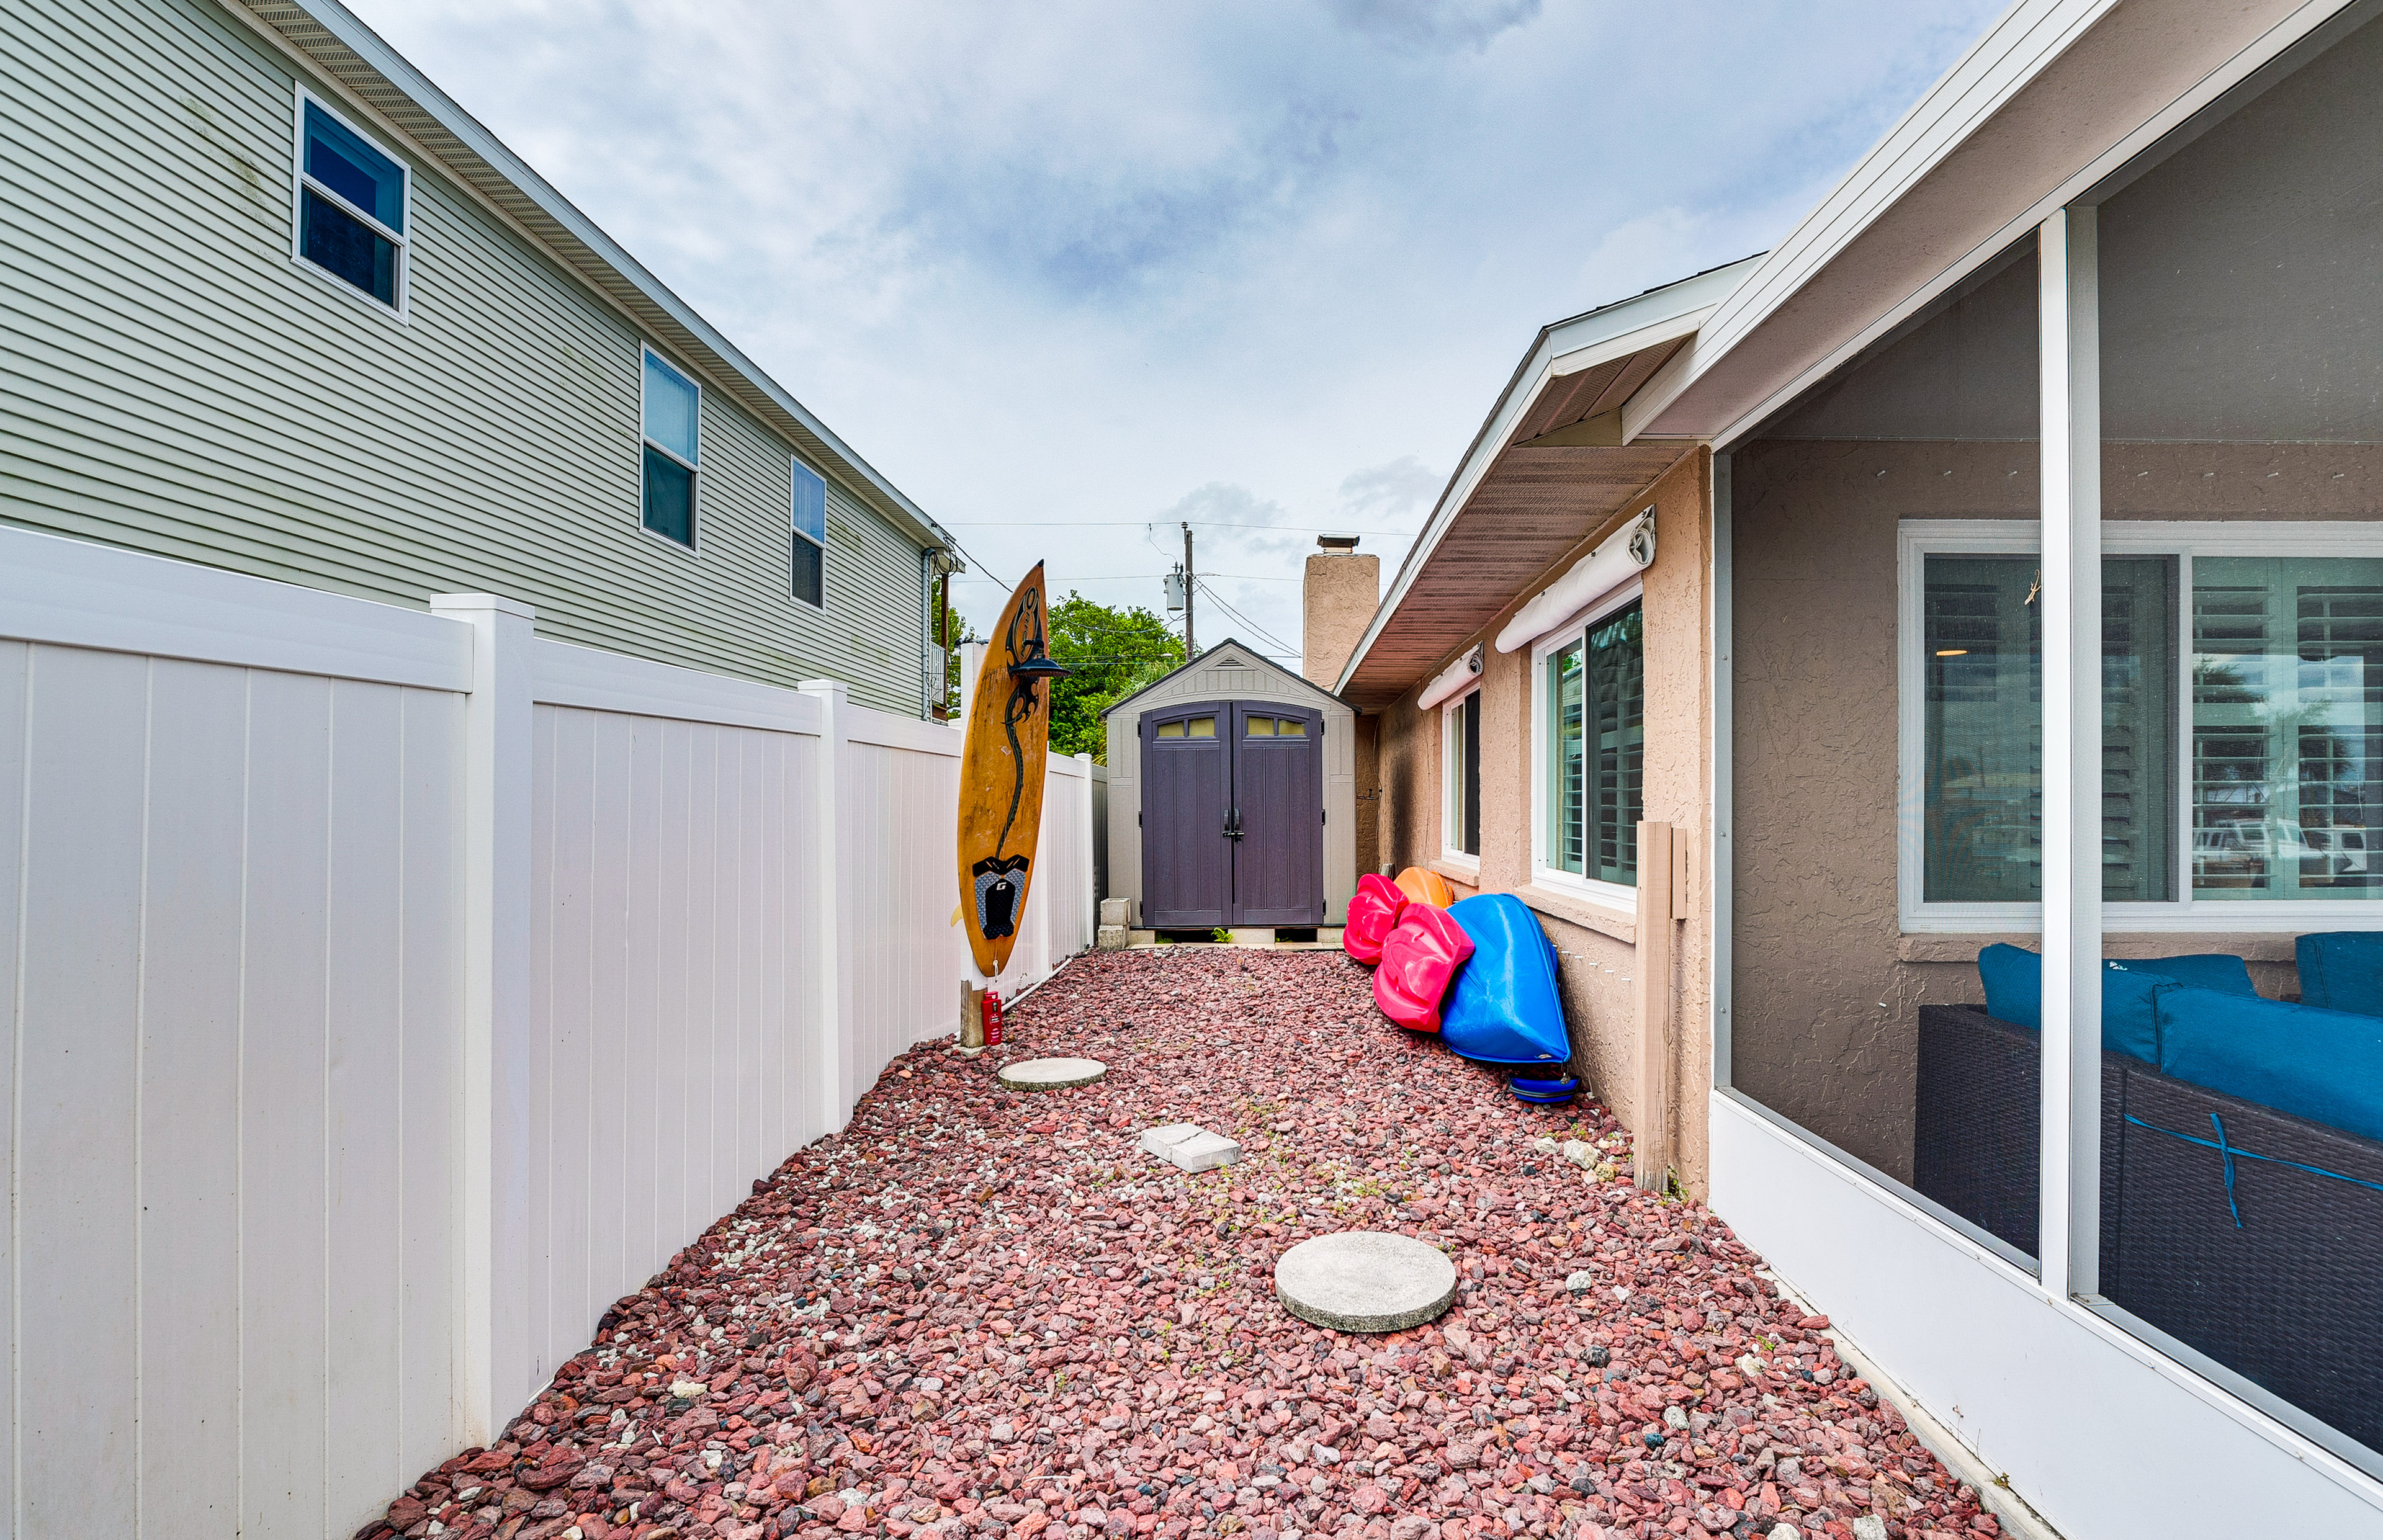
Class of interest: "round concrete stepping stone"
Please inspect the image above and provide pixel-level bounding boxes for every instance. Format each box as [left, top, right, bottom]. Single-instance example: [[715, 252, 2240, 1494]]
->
[[996, 1057, 1107, 1092], [1273, 1231, 1457, 1333]]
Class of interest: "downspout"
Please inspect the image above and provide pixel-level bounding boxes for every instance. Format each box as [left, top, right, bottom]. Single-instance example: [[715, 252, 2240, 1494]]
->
[[922, 548, 964, 720], [922, 548, 936, 719]]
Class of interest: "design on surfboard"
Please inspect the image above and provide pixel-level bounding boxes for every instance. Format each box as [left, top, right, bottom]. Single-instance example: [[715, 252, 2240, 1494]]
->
[[994, 578, 1052, 859], [972, 854, 1030, 940]]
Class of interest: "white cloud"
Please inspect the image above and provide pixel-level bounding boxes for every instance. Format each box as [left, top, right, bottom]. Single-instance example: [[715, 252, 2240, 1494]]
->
[[1338, 456, 1443, 524], [1324, 0, 1545, 56], [344, 0, 2008, 644]]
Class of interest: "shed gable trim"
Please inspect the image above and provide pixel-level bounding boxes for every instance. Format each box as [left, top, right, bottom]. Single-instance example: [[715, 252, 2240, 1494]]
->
[[1100, 640, 1351, 720]]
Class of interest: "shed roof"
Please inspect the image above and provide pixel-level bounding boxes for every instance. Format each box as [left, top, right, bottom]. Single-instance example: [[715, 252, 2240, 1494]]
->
[[241, 0, 953, 557], [1100, 640, 1352, 720]]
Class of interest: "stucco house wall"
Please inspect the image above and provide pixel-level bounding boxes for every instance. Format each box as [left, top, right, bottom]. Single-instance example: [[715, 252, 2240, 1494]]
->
[[1729, 434, 2383, 1180], [1374, 451, 1716, 1194]]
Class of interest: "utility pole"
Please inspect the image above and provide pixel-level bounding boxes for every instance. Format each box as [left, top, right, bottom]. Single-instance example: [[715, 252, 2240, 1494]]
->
[[1182, 520, 1196, 658]]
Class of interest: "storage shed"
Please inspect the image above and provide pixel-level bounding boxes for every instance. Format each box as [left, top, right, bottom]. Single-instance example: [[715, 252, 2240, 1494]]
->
[[1103, 640, 1358, 931]]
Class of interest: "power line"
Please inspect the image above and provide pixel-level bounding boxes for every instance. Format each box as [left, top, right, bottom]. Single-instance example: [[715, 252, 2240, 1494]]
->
[[1193, 576, 1300, 660], [944, 520, 1416, 535], [954, 571, 1300, 583]]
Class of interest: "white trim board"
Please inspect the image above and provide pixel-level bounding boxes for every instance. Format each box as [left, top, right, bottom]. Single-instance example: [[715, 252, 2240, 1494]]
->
[[1710, 1089, 2383, 1518], [0, 524, 470, 690]]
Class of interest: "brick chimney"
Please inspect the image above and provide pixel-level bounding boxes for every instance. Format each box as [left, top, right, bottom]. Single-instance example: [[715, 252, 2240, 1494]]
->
[[1302, 534, 1380, 689]]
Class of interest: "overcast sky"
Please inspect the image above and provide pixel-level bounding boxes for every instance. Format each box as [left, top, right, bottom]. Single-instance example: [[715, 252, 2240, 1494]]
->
[[350, 0, 2002, 665]]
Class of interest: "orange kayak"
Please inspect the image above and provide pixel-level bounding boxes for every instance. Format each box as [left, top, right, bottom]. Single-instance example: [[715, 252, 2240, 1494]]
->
[[1394, 866, 1456, 908]]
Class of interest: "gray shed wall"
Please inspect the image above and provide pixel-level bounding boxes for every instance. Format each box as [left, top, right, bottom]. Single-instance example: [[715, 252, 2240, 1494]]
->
[[1104, 644, 1356, 924]]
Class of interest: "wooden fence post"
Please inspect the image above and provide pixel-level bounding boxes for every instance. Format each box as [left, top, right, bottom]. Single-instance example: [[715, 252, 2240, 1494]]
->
[[1633, 820, 1676, 1191]]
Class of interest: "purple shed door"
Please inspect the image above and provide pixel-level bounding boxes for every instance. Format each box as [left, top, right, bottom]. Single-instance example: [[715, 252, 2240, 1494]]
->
[[1139, 702, 1231, 928], [1227, 702, 1324, 926]]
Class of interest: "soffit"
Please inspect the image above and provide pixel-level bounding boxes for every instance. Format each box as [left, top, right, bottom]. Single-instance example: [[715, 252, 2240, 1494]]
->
[[1337, 439, 1689, 710], [1504, 339, 1687, 445], [1334, 258, 1762, 707], [243, 1, 953, 556]]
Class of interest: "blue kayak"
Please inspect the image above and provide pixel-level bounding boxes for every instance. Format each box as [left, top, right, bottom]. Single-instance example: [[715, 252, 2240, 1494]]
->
[[1440, 893, 1572, 1068]]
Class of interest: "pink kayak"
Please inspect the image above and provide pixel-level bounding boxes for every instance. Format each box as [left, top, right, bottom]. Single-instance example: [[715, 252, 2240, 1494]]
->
[[1343, 872, 1409, 966], [1373, 903, 1475, 1032]]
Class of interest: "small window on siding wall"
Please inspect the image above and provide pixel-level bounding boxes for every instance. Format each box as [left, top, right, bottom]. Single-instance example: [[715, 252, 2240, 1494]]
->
[[791, 461, 827, 607], [641, 351, 699, 547], [293, 94, 408, 311]]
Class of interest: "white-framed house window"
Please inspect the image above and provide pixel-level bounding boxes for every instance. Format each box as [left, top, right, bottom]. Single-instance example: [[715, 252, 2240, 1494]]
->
[[640, 349, 699, 548], [791, 460, 827, 607], [1530, 579, 1643, 907], [1900, 519, 2383, 933], [1442, 686, 1481, 864], [291, 89, 409, 315]]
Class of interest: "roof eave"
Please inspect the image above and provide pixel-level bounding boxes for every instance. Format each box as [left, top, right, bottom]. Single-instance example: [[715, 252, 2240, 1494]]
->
[[1621, 0, 2333, 448], [1332, 254, 1762, 696]]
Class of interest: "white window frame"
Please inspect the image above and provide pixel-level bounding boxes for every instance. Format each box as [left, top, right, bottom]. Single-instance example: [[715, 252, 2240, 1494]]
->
[[789, 459, 827, 611], [1440, 684, 1482, 872], [639, 346, 701, 554], [1528, 576, 1644, 913], [289, 87, 411, 323], [1900, 517, 2383, 933]]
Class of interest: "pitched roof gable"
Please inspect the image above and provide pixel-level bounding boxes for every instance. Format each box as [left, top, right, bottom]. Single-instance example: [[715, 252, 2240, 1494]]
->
[[1098, 640, 1350, 719]]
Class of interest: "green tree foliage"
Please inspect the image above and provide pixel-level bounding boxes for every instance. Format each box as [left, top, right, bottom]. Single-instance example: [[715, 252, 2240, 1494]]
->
[[1046, 592, 1184, 761]]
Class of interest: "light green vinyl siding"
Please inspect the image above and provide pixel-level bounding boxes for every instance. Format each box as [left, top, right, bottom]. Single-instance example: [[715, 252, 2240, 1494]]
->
[[0, 0, 929, 715]]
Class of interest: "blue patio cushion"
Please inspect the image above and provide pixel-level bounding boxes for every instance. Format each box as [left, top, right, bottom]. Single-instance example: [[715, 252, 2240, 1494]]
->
[[2155, 986, 2383, 1143], [1975, 944, 2255, 1062], [2294, 931, 2383, 1017]]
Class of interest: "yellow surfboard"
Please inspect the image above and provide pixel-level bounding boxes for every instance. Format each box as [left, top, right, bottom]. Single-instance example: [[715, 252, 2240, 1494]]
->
[[957, 563, 1069, 978]]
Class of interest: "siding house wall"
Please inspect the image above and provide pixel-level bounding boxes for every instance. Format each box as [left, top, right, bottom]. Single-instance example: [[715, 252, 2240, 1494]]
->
[[0, 0, 928, 714]]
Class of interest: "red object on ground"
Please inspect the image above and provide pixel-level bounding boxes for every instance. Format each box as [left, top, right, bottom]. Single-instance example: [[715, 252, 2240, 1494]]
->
[[1342, 873, 1408, 965], [1372, 903, 1475, 1032], [982, 989, 1005, 1046]]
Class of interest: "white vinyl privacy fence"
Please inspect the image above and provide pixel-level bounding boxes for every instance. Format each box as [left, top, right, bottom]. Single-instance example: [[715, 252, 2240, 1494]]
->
[[0, 528, 1091, 1539]]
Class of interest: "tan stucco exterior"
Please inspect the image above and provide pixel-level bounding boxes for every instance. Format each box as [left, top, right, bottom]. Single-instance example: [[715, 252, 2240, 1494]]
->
[[1302, 552, 1381, 692], [1729, 436, 2383, 1179], [1369, 452, 1716, 1195]]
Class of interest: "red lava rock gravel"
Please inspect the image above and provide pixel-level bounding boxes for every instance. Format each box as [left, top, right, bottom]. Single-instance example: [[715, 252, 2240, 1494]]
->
[[359, 949, 1996, 1540]]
